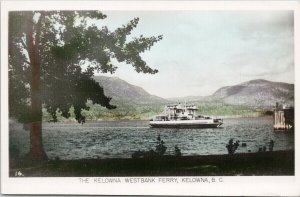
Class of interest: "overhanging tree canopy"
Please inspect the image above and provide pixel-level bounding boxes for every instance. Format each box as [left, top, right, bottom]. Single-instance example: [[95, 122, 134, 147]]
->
[[9, 11, 162, 160]]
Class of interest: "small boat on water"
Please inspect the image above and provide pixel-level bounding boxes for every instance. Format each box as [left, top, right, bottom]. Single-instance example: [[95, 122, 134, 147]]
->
[[149, 103, 223, 128]]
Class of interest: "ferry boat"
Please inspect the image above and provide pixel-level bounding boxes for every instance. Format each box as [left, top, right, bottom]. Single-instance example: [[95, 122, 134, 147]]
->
[[149, 103, 223, 128]]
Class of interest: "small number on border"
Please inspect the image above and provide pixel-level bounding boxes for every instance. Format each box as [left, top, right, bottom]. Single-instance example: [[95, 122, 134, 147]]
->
[[15, 171, 24, 177]]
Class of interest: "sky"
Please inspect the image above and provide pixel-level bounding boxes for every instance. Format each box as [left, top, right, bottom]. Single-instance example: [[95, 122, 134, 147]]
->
[[93, 11, 294, 98]]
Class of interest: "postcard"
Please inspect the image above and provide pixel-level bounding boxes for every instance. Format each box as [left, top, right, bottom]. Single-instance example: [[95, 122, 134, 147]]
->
[[1, 1, 300, 196]]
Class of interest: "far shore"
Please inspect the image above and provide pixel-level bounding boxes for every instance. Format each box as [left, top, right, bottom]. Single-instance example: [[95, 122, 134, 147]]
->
[[9, 114, 273, 126], [37, 115, 273, 123], [10, 150, 294, 177]]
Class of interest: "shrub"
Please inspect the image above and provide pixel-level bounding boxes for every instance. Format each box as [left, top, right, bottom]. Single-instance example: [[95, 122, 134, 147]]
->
[[226, 139, 239, 154], [155, 134, 167, 155], [174, 145, 182, 157]]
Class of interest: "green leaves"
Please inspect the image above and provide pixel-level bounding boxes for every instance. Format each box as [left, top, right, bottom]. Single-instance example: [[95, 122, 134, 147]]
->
[[9, 11, 162, 123], [77, 11, 107, 20], [123, 35, 163, 74]]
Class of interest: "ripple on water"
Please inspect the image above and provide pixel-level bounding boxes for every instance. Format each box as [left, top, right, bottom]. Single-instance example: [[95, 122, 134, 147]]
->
[[9, 118, 294, 159]]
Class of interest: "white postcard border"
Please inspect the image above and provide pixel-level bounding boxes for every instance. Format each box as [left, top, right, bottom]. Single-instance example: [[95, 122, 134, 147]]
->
[[1, 1, 300, 196]]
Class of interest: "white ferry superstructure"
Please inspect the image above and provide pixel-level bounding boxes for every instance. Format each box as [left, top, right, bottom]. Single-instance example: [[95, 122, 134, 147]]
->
[[149, 104, 223, 128]]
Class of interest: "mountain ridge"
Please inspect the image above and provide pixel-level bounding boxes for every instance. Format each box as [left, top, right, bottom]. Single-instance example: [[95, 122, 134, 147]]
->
[[94, 76, 294, 108], [211, 79, 294, 107], [93, 76, 167, 104]]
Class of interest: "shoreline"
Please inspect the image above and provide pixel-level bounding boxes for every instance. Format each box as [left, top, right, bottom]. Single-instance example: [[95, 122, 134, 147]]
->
[[39, 115, 273, 123], [10, 115, 273, 126], [10, 150, 294, 177]]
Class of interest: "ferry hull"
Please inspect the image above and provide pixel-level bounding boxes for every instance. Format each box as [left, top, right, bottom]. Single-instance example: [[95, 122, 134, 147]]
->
[[149, 122, 222, 128], [149, 103, 223, 129]]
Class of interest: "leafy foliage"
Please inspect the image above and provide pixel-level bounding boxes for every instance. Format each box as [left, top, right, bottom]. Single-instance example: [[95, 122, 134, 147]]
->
[[155, 134, 167, 155], [131, 134, 168, 158], [226, 139, 240, 155], [193, 101, 264, 117], [9, 11, 162, 123], [42, 100, 271, 122]]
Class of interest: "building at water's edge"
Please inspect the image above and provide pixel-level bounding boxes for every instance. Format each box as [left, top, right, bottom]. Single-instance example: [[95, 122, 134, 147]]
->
[[273, 103, 294, 131]]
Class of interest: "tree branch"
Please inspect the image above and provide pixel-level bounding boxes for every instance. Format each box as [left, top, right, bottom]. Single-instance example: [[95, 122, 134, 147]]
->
[[20, 38, 28, 50], [24, 59, 31, 65]]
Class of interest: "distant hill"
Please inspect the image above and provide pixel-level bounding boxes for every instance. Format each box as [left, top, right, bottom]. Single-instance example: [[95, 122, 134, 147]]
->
[[94, 77, 294, 108], [167, 95, 210, 103], [211, 79, 294, 107], [75, 77, 294, 120], [93, 76, 167, 104]]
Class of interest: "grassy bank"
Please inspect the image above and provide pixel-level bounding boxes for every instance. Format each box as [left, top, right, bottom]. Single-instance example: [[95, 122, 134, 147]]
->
[[10, 150, 294, 177]]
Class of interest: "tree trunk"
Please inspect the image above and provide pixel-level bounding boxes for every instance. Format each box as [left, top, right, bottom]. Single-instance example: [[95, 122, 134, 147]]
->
[[26, 12, 47, 161], [29, 122, 47, 160]]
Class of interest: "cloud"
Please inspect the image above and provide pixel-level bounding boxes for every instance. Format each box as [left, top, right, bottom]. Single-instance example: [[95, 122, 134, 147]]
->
[[95, 11, 294, 98]]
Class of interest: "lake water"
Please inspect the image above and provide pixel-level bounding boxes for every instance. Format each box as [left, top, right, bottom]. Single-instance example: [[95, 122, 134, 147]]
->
[[9, 117, 294, 160]]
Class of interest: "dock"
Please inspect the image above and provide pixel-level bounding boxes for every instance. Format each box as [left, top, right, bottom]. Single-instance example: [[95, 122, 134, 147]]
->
[[273, 103, 294, 131]]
